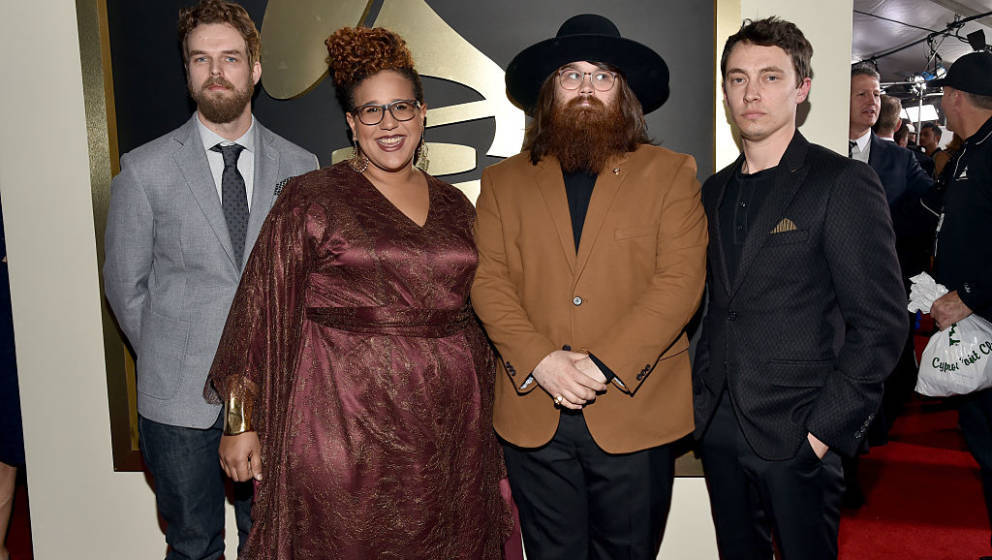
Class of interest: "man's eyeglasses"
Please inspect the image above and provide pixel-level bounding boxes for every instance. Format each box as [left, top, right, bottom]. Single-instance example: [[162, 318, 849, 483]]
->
[[352, 99, 422, 126], [558, 69, 617, 92]]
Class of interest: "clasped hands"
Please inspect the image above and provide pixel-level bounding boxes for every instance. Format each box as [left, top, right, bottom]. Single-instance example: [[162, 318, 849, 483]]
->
[[532, 350, 608, 410]]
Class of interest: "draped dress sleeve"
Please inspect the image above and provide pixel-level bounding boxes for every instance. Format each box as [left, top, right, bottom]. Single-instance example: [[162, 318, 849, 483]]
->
[[205, 176, 323, 545]]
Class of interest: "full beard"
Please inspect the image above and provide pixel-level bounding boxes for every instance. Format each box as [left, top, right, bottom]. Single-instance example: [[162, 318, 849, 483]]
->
[[544, 96, 628, 174], [190, 77, 253, 124]]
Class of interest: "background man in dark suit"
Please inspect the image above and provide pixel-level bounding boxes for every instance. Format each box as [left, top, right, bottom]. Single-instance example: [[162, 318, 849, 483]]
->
[[847, 85, 936, 506], [877, 98, 937, 176], [103, 2, 317, 558], [852, 88, 934, 286], [920, 121, 944, 159], [693, 17, 907, 559], [850, 66, 934, 205]]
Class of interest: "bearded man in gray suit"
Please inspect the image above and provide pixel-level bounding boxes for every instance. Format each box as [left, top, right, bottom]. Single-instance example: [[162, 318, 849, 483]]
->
[[103, 2, 317, 558]]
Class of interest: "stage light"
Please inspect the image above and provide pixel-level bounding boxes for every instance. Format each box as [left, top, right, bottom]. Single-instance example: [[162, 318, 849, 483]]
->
[[901, 105, 940, 122], [967, 29, 987, 52]]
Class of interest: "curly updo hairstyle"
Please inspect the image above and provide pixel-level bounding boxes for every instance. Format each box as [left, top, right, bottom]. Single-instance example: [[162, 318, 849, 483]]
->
[[325, 27, 424, 113]]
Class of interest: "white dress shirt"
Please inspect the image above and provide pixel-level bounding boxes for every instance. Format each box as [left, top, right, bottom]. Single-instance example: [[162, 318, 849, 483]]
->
[[196, 114, 256, 210], [850, 130, 871, 163]]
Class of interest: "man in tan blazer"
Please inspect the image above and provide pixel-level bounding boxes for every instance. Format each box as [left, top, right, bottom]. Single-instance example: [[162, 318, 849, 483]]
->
[[472, 14, 707, 559]]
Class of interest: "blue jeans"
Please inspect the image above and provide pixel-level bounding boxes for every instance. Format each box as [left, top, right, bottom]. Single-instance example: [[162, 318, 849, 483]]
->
[[139, 413, 252, 560]]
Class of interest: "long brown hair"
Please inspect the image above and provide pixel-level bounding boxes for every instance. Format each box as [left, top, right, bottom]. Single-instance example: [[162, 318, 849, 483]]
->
[[522, 64, 650, 165]]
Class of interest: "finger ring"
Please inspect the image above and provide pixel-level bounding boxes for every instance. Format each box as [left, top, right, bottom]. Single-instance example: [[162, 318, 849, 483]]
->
[[554, 395, 564, 405]]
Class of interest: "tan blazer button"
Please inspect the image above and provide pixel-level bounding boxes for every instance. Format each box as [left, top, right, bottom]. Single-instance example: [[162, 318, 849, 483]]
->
[[572, 296, 583, 306]]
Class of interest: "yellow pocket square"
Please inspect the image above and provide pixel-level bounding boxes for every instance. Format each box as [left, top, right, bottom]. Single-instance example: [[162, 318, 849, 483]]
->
[[770, 218, 798, 234]]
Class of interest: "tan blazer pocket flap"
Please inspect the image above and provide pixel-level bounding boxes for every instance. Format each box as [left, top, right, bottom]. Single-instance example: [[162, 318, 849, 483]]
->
[[614, 224, 657, 240]]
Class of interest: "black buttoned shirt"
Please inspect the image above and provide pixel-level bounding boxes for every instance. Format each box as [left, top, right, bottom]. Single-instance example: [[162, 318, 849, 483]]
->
[[719, 164, 777, 283]]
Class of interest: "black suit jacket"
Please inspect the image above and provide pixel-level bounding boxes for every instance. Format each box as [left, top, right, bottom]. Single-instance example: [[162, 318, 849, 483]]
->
[[868, 133, 937, 283], [911, 147, 935, 177], [693, 131, 908, 460], [867, 133, 933, 205]]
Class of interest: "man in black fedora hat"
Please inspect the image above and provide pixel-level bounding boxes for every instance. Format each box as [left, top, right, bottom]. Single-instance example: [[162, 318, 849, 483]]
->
[[693, 18, 905, 559], [472, 13, 708, 559], [929, 50, 992, 558]]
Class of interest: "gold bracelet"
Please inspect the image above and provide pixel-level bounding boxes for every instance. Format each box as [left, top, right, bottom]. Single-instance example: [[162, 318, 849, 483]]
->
[[223, 393, 254, 435]]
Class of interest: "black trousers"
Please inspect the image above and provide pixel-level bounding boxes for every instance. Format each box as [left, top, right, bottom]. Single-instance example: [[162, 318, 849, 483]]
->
[[699, 392, 844, 560], [502, 410, 675, 560], [958, 387, 992, 548]]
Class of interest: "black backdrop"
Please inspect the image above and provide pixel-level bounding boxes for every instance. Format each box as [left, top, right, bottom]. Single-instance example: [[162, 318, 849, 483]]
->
[[106, 0, 715, 184]]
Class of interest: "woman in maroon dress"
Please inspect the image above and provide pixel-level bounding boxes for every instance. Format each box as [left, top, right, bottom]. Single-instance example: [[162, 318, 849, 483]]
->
[[207, 27, 509, 559]]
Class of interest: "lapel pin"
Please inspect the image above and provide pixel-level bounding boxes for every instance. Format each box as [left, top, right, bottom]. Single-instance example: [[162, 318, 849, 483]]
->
[[612, 167, 621, 175]]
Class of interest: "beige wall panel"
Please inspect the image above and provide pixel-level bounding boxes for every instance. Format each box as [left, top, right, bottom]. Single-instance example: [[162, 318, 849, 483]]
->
[[0, 0, 168, 558], [738, 0, 854, 158]]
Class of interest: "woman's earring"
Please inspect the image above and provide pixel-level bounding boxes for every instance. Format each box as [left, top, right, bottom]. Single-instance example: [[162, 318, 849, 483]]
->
[[348, 141, 368, 173], [415, 130, 430, 172]]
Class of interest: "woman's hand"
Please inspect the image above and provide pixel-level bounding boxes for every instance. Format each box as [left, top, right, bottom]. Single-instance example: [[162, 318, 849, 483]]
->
[[219, 432, 263, 482]]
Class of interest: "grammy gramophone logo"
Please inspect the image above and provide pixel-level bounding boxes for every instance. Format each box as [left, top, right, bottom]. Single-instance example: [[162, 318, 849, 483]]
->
[[259, 0, 526, 201]]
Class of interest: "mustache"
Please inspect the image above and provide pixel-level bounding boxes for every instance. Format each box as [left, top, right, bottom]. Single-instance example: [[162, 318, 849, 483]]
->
[[564, 96, 606, 111], [201, 77, 235, 91]]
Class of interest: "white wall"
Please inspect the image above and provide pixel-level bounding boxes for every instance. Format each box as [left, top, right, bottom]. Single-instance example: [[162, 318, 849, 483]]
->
[[0, 1, 853, 558], [0, 1, 169, 558], [741, 0, 855, 156]]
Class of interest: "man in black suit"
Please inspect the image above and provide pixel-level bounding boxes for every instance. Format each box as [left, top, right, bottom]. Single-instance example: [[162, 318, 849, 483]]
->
[[693, 18, 907, 559]]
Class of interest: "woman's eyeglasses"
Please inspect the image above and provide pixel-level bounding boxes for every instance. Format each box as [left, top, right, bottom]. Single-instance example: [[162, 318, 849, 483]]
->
[[353, 99, 421, 125]]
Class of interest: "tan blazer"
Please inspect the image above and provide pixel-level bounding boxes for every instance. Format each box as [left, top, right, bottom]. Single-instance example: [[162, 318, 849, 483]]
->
[[472, 144, 708, 454]]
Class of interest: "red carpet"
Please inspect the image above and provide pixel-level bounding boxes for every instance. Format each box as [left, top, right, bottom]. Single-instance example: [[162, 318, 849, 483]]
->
[[5, 399, 988, 559], [839, 398, 990, 559]]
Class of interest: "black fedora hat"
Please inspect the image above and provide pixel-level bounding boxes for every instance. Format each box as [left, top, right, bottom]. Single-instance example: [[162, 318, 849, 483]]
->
[[505, 14, 670, 115]]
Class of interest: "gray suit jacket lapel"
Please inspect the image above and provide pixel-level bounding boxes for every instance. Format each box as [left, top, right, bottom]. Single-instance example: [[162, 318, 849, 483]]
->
[[172, 116, 238, 269], [245, 123, 280, 268]]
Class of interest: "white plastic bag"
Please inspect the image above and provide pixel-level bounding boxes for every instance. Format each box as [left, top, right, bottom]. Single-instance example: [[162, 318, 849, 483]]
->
[[916, 315, 992, 397]]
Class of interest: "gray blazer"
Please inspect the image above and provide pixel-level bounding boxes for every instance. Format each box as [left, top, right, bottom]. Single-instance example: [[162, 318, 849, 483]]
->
[[104, 114, 318, 428]]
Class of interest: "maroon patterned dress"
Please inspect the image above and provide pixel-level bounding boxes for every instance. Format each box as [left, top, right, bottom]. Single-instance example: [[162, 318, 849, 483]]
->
[[208, 162, 509, 559]]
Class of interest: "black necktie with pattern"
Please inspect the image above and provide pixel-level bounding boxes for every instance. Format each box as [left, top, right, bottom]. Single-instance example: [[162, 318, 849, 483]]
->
[[211, 143, 249, 264], [849, 140, 857, 158]]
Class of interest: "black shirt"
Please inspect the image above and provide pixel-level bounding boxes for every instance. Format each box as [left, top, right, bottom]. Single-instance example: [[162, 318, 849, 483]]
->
[[561, 168, 617, 382], [563, 169, 596, 251], [719, 163, 777, 283], [935, 115, 992, 319]]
